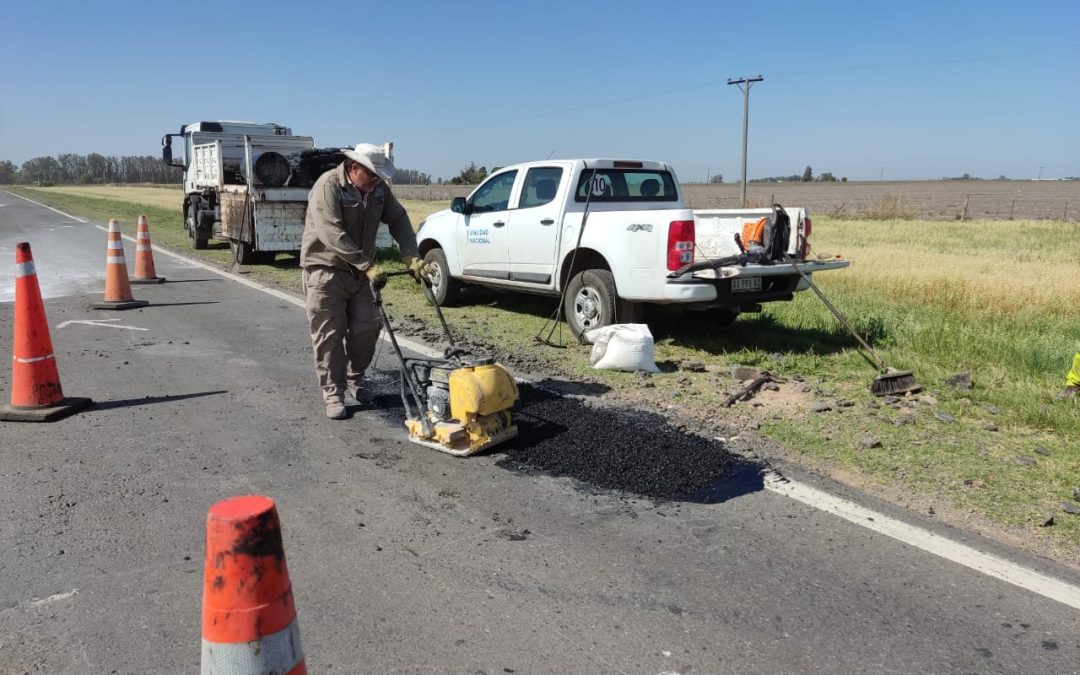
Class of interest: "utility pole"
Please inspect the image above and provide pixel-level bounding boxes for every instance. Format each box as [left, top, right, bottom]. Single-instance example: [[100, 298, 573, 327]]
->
[[727, 75, 763, 207], [1038, 166, 1043, 180]]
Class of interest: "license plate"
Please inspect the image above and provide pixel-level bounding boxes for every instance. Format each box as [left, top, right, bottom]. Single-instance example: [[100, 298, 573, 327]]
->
[[731, 277, 762, 293]]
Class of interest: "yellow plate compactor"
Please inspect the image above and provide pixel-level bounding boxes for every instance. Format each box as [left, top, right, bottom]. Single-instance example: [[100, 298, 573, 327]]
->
[[376, 274, 519, 456]]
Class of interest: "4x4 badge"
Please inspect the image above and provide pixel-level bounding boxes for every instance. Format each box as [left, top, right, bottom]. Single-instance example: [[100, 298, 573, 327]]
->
[[627, 223, 653, 232]]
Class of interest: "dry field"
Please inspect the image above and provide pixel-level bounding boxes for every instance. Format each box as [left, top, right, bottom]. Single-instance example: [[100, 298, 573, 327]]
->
[[395, 180, 1080, 222], [34, 185, 184, 211], [36, 181, 1080, 223]]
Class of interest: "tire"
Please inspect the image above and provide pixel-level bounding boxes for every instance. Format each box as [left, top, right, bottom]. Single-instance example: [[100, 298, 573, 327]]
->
[[424, 248, 461, 306], [709, 308, 740, 325], [186, 204, 209, 249], [230, 238, 260, 265], [564, 269, 617, 338]]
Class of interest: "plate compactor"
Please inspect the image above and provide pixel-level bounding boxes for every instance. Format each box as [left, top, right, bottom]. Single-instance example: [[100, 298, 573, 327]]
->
[[375, 272, 519, 456]]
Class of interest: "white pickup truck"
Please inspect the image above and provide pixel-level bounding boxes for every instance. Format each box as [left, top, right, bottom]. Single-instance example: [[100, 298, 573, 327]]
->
[[416, 159, 849, 335]]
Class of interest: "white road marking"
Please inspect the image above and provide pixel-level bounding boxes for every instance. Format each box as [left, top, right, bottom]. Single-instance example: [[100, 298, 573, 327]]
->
[[81, 224, 1080, 612], [57, 318, 148, 331], [28, 589, 79, 606], [1, 190, 88, 222], [763, 472, 1080, 610]]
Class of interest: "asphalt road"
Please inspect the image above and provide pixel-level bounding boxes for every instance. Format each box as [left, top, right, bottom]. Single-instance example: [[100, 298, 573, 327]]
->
[[1, 192, 1078, 674]]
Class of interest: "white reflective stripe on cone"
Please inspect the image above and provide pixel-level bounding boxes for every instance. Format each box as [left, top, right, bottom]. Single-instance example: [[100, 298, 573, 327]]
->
[[15, 353, 54, 364], [15, 261, 36, 278], [201, 620, 304, 675], [136, 244, 152, 251], [108, 240, 124, 249]]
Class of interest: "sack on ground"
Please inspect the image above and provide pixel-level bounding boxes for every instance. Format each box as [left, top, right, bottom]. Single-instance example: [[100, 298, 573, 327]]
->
[[584, 323, 660, 373]]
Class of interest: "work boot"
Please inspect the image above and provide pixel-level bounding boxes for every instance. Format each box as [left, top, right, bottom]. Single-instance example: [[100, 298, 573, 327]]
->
[[345, 387, 376, 408], [325, 401, 348, 419]]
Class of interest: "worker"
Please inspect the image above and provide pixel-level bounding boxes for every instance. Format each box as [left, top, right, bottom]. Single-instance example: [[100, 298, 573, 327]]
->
[[1062, 352, 1080, 398], [301, 143, 430, 419]]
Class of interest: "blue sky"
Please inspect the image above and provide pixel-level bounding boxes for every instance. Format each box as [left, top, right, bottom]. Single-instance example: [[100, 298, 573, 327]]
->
[[1, 1, 1077, 182]]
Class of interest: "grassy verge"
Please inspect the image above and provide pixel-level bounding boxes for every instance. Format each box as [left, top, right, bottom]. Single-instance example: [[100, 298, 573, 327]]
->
[[9, 186, 1079, 559]]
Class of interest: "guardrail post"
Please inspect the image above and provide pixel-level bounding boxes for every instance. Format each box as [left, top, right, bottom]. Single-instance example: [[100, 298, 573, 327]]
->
[[960, 195, 970, 222]]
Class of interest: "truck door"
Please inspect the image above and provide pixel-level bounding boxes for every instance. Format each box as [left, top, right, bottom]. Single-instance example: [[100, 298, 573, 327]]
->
[[507, 166, 563, 286], [455, 170, 517, 280]]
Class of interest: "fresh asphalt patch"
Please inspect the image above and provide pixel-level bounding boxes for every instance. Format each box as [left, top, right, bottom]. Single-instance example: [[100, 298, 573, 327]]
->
[[365, 369, 762, 502]]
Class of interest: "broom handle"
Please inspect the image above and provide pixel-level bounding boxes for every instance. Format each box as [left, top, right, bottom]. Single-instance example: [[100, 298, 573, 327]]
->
[[785, 256, 885, 372]]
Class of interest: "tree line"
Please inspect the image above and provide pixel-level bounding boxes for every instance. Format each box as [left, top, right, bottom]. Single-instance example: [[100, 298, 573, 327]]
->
[[0, 153, 434, 186], [0, 154, 182, 185], [750, 166, 845, 183]]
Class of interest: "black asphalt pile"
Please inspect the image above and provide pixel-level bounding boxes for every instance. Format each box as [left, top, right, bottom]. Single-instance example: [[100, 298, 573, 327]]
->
[[497, 385, 755, 501], [367, 368, 757, 501]]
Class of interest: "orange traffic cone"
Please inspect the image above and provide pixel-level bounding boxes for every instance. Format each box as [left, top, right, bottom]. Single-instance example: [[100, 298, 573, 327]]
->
[[201, 495, 306, 674], [91, 219, 148, 310], [131, 214, 165, 284], [0, 242, 93, 422]]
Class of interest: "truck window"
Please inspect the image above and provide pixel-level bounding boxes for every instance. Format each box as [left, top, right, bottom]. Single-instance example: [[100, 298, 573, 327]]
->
[[471, 171, 517, 213], [574, 169, 678, 203], [519, 167, 563, 208]]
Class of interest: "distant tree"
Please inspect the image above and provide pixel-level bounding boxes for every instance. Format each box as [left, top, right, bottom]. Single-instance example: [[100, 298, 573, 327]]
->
[[450, 162, 488, 185], [816, 172, 837, 182], [801, 165, 813, 182], [996, 174, 1007, 181], [0, 160, 17, 184], [841, 177, 848, 182], [393, 168, 431, 185], [708, 174, 724, 184]]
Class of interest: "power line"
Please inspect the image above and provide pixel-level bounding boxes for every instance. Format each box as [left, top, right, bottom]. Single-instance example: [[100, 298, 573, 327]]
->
[[411, 44, 1080, 137]]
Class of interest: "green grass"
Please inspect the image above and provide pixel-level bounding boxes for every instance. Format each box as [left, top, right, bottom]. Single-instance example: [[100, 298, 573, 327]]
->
[[9, 186, 1080, 559]]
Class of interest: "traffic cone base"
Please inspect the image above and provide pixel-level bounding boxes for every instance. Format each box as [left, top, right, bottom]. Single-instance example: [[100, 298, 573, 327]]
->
[[91, 298, 149, 310], [130, 276, 166, 285], [0, 396, 93, 422]]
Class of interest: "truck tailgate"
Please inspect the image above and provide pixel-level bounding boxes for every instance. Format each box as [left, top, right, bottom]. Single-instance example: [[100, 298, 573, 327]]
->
[[691, 257, 850, 280]]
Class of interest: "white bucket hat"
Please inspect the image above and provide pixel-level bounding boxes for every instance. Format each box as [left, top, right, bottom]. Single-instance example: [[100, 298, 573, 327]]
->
[[342, 143, 395, 181]]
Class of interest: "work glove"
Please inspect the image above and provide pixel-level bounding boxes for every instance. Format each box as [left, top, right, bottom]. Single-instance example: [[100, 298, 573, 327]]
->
[[403, 255, 432, 284], [365, 264, 387, 290]]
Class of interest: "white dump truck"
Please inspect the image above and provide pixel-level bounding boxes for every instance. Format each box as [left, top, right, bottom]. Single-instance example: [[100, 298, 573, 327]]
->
[[415, 159, 849, 335], [161, 121, 393, 264]]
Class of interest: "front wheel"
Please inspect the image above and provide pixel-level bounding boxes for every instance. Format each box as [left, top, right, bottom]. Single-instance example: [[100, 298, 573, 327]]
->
[[564, 269, 617, 338], [423, 248, 461, 306]]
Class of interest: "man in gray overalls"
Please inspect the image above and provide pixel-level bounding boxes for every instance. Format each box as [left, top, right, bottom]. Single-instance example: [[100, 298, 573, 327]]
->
[[300, 144, 429, 419]]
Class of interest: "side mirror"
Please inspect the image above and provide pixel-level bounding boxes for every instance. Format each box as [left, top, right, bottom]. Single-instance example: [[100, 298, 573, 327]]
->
[[162, 145, 173, 165], [450, 197, 468, 215]]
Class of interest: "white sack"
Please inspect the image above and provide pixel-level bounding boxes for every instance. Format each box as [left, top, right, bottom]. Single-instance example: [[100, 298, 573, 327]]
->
[[584, 323, 660, 373]]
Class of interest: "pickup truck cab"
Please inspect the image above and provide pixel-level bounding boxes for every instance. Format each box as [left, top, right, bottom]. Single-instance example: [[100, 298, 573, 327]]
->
[[416, 159, 848, 335]]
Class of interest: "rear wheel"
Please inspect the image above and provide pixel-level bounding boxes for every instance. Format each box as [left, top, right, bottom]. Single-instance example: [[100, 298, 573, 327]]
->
[[708, 308, 740, 325], [230, 238, 268, 265], [564, 269, 617, 338], [186, 204, 209, 249], [424, 248, 461, 306]]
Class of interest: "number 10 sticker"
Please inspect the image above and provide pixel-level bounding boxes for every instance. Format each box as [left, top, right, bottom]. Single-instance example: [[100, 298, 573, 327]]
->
[[590, 175, 610, 196]]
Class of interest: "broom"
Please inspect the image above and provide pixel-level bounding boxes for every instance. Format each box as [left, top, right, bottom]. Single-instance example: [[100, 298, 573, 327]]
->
[[785, 256, 921, 396]]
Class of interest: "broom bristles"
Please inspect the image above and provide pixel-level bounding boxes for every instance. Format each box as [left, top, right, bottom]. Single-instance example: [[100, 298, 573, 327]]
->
[[871, 370, 921, 396]]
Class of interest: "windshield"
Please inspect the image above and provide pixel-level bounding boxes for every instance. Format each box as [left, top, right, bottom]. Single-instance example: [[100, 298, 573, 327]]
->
[[574, 169, 678, 202]]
